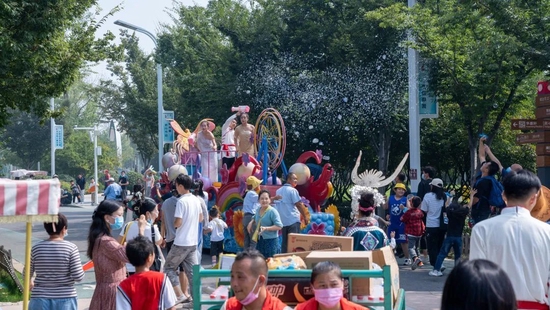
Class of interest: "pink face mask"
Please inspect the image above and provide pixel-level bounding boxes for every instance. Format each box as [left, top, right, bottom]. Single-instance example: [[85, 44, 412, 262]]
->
[[313, 287, 343, 308], [239, 277, 261, 306]]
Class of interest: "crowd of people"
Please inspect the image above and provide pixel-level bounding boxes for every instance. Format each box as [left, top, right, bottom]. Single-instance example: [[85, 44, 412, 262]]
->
[[25, 130, 550, 310]]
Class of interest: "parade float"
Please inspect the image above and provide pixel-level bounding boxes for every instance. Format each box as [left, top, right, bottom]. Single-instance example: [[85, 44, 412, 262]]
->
[[162, 108, 337, 252]]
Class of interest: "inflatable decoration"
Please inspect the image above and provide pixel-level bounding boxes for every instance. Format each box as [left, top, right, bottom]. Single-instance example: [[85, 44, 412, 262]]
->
[[301, 212, 335, 236], [289, 163, 311, 185], [167, 164, 188, 182], [232, 210, 245, 248], [533, 186, 550, 222], [162, 151, 179, 170], [295, 150, 334, 212], [325, 204, 341, 234], [153, 171, 173, 203]]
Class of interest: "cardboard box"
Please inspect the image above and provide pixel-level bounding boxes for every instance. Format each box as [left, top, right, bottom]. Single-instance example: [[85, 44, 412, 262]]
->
[[305, 251, 372, 296], [372, 246, 400, 301], [287, 233, 353, 252], [273, 247, 341, 261], [267, 277, 351, 305]]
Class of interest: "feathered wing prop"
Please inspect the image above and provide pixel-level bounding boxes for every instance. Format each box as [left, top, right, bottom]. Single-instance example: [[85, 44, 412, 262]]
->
[[349, 151, 409, 219], [351, 151, 409, 188]]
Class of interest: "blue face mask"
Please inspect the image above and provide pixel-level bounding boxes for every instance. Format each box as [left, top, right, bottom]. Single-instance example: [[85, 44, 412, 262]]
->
[[147, 218, 153, 225], [110, 216, 124, 230]]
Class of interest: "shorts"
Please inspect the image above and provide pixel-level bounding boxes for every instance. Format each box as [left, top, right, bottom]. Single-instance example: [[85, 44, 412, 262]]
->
[[388, 225, 407, 243], [210, 240, 224, 258]]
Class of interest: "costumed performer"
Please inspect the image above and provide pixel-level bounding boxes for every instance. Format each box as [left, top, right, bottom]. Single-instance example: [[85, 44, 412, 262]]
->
[[234, 112, 256, 157], [344, 187, 394, 251], [221, 113, 238, 169], [196, 120, 218, 182]]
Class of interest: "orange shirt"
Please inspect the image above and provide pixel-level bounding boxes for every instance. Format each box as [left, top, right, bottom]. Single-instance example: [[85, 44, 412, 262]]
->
[[222, 290, 291, 310], [295, 297, 368, 310]]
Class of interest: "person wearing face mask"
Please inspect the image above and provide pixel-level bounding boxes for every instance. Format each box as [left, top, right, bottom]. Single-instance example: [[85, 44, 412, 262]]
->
[[220, 250, 292, 310], [87, 200, 147, 310], [28, 213, 84, 310], [295, 261, 366, 310], [118, 197, 164, 275]]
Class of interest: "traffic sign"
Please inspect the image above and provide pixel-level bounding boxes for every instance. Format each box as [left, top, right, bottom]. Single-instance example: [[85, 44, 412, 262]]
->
[[54, 125, 63, 149], [516, 132, 550, 144], [163, 110, 175, 144], [511, 119, 550, 130]]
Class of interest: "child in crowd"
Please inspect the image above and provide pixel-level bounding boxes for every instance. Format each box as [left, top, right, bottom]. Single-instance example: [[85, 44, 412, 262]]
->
[[401, 196, 425, 270], [204, 206, 228, 266], [116, 236, 177, 310], [384, 183, 410, 264]]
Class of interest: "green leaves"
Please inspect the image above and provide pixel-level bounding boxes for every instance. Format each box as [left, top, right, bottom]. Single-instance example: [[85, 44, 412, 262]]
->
[[0, 1, 120, 127]]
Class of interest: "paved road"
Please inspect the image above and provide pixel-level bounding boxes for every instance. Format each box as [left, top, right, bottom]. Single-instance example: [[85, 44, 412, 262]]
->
[[0, 199, 450, 309]]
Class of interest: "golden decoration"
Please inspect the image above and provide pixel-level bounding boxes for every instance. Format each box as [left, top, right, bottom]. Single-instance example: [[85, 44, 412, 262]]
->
[[325, 204, 340, 234]]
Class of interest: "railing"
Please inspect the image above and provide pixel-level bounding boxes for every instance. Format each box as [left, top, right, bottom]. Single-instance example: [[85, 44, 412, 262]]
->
[[192, 265, 406, 310]]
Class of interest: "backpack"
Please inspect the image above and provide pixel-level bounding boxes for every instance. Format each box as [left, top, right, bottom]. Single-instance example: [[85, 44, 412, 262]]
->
[[475, 176, 506, 209]]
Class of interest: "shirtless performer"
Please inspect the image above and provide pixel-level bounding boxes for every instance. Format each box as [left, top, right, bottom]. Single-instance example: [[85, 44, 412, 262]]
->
[[234, 113, 256, 157]]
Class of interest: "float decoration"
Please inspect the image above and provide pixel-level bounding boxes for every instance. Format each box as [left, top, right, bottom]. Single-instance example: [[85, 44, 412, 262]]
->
[[349, 151, 409, 219]]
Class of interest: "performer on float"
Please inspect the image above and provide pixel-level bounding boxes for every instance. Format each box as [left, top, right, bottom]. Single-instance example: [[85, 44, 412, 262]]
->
[[221, 113, 238, 169], [196, 120, 218, 182], [234, 112, 256, 157]]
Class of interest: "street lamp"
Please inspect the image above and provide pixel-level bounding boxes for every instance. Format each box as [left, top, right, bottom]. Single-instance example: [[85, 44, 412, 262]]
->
[[74, 125, 98, 206], [114, 19, 164, 173]]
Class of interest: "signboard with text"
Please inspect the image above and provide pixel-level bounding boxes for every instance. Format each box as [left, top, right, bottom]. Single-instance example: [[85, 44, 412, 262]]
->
[[418, 58, 438, 118], [511, 119, 550, 130], [54, 125, 63, 149], [163, 110, 175, 144], [516, 132, 550, 144]]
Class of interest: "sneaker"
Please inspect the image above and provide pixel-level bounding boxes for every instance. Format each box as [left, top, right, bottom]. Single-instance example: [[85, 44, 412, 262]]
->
[[440, 266, 446, 273], [428, 270, 443, 277], [181, 301, 194, 309], [403, 258, 412, 266], [398, 253, 405, 258], [411, 258, 421, 270]]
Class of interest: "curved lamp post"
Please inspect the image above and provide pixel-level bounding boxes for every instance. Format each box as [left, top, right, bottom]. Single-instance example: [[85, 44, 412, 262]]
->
[[114, 20, 164, 172]]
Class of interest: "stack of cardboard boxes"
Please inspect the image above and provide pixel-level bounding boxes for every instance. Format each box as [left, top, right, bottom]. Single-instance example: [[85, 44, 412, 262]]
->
[[267, 233, 400, 305]]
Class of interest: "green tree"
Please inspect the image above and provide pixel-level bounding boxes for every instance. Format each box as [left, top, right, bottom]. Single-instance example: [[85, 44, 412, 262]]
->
[[0, 111, 50, 169], [0, 1, 121, 127], [366, 0, 550, 178], [99, 31, 161, 167]]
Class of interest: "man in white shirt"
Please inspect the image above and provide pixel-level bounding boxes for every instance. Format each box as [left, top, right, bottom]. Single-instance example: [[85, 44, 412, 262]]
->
[[164, 174, 203, 306], [470, 170, 550, 310]]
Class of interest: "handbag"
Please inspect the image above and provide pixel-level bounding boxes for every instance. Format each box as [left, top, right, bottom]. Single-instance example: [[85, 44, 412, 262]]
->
[[120, 222, 133, 245], [150, 225, 163, 271], [252, 207, 271, 243]]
